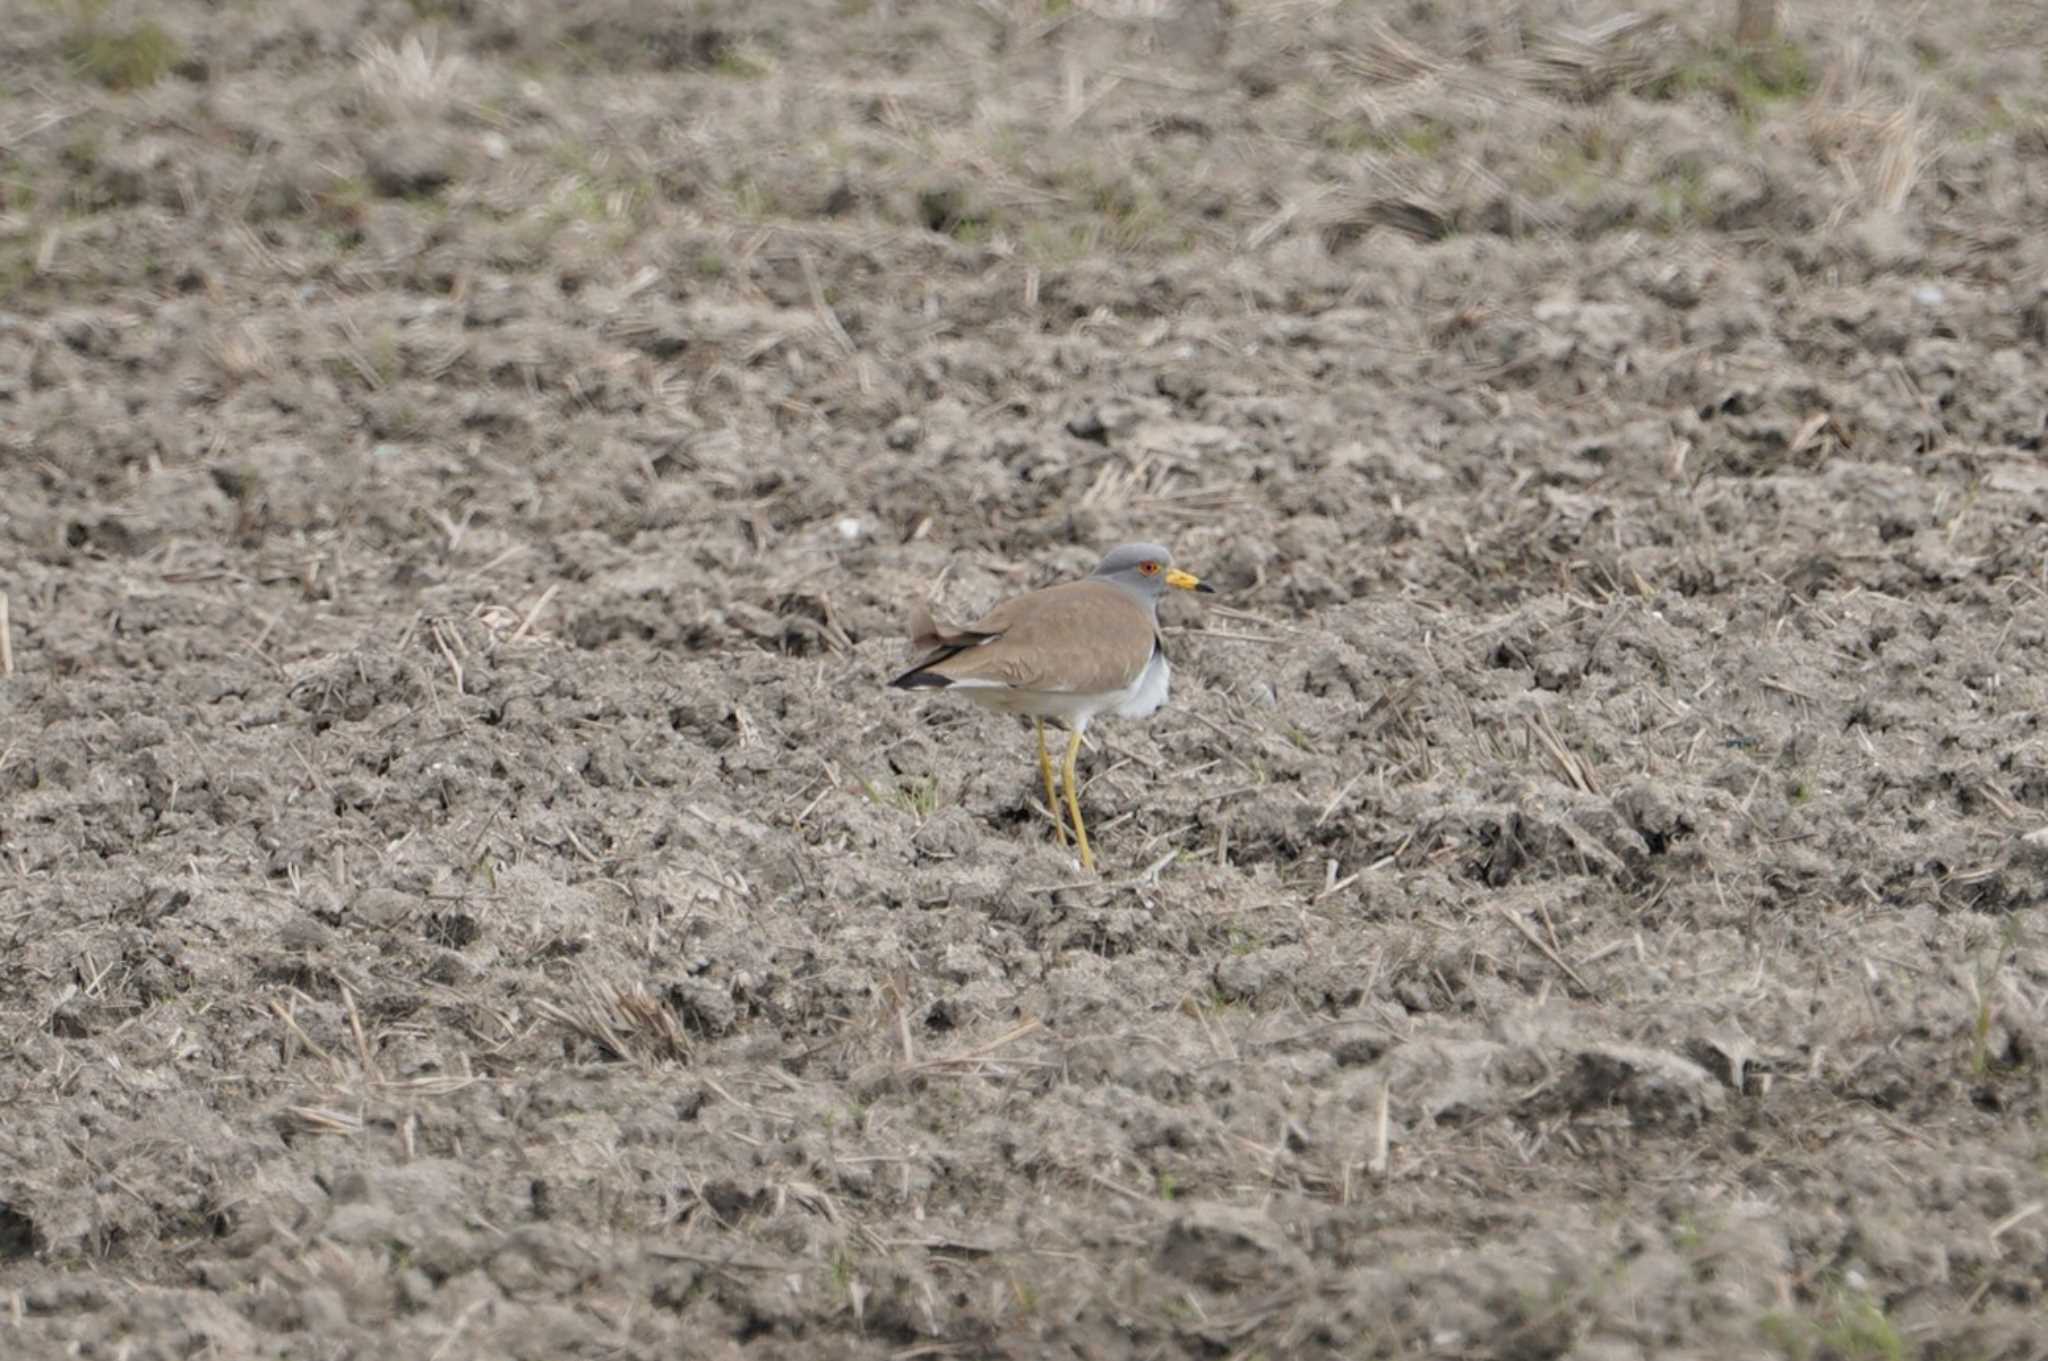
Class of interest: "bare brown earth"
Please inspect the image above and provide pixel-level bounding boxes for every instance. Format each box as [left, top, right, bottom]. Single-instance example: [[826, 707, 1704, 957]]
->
[[4, 1, 2048, 1356]]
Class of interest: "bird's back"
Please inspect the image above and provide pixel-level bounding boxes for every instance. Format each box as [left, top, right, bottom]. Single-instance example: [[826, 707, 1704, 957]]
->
[[895, 579, 1156, 696]]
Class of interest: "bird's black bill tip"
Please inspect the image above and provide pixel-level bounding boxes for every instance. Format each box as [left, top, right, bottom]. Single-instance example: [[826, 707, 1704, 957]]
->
[[1193, 581, 1217, 594]]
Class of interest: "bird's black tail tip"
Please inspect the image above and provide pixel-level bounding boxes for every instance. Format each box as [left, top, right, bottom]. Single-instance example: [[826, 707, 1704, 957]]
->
[[889, 669, 952, 690]]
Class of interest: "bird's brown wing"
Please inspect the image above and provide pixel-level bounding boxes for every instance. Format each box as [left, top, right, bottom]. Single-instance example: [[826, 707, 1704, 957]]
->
[[903, 599, 992, 659], [907, 579, 1155, 694]]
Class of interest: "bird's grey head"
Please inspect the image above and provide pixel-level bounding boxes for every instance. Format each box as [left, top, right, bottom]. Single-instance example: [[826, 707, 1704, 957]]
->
[[1090, 542, 1213, 603]]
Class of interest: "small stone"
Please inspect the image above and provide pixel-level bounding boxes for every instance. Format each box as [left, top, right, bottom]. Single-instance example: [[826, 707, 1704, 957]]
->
[[1845, 210, 1921, 269], [298, 1286, 350, 1333], [365, 132, 456, 199]]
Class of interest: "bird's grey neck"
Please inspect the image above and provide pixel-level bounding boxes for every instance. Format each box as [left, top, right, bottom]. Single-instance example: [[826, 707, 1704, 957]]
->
[[1096, 577, 1162, 614]]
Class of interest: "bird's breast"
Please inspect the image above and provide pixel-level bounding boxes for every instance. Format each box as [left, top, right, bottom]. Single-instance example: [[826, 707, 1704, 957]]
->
[[1111, 644, 1172, 719]]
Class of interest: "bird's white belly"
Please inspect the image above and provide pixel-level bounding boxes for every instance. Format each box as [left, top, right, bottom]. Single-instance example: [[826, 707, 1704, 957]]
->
[[1111, 647, 1171, 719], [947, 646, 1171, 729], [955, 684, 1108, 726]]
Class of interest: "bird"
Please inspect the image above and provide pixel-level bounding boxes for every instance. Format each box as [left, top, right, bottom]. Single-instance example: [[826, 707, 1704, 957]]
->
[[888, 543, 1214, 872]]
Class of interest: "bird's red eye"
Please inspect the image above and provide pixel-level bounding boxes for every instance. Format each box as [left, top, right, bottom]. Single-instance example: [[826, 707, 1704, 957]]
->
[[1140, 561, 1160, 575]]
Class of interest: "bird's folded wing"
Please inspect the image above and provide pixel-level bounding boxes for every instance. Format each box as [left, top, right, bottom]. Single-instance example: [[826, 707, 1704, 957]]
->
[[913, 580, 1154, 694], [904, 598, 998, 662]]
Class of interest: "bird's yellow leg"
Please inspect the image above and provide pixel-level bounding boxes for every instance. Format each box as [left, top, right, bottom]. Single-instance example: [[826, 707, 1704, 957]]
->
[[1035, 719, 1068, 846], [1062, 727, 1095, 873]]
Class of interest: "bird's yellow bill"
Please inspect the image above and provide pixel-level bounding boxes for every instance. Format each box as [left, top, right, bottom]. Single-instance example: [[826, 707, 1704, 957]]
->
[[1165, 567, 1215, 593]]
